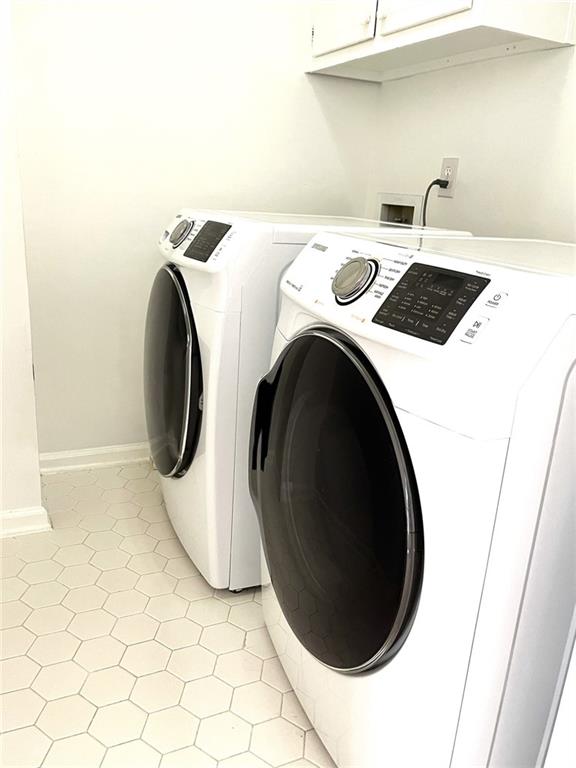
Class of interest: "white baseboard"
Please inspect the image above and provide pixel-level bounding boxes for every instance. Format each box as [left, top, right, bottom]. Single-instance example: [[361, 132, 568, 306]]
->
[[0, 506, 52, 538], [40, 442, 150, 474]]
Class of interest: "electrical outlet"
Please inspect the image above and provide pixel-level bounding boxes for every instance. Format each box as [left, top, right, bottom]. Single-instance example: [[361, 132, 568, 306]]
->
[[438, 157, 459, 198]]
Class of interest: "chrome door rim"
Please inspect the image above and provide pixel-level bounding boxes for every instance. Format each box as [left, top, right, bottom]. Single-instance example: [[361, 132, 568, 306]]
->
[[161, 264, 193, 478]]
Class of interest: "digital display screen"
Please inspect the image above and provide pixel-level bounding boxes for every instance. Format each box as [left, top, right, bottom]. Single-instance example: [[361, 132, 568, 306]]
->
[[427, 273, 464, 296], [184, 221, 231, 263], [372, 263, 490, 345]]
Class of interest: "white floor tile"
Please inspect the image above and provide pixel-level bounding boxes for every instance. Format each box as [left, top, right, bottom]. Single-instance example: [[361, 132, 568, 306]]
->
[[251, 717, 306, 767], [19, 559, 63, 583], [0, 577, 27, 602], [186, 597, 230, 627], [0, 558, 25, 578], [195, 711, 251, 760], [0, 688, 45, 731], [36, 694, 96, 739], [120, 639, 170, 676], [63, 585, 107, 613], [112, 613, 159, 645], [180, 676, 233, 719], [142, 706, 199, 753], [214, 650, 262, 687], [0, 626, 35, 658], [101, 739, 161, 768], [43, 733, 105, 766], [200, 622, 245, 655], [130, 670, 184, 713], [68, 609, 115, 640], [74, 635, 126, 671], [159, 745, 216, 767], [22, 580, 68, 608], [127, 552, 168, 575], [81, 665, 136, 706], [54, 544, 94, 566], [0, 601, 31, 630], [231, 680, 282, 724], [28, 630, 80, 665], [0, 726, 51, 767], [0, 655, 40, 692], [31, 659, 87, 700], [88, 699, 146, 746], [228, 600, 265, 630], [97, 567, 139, 593], [0, 463, 333, 768], [146, 593, 188, 622], [155, 617, 201, 650], [168, 645, 216, 682]]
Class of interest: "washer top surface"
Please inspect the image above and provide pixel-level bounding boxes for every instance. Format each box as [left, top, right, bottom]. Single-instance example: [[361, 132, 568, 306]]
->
[[158, 208, 468, 274], [348, 232, 576, 276], [201, 210, 391, 227]]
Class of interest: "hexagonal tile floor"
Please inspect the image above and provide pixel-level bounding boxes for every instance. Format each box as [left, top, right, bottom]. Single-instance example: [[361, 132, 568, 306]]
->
[[0, 463, 336, 768]]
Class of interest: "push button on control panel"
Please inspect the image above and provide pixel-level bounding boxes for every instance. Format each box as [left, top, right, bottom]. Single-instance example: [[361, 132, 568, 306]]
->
[[372, 263, 490, 345], [460, 316, 491, 345], [485, 291, 508, 309]]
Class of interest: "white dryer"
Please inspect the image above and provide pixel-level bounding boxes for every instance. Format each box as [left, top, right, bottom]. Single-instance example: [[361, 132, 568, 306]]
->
[[144, 211, 462, 591], [249, 232, 576, 766]]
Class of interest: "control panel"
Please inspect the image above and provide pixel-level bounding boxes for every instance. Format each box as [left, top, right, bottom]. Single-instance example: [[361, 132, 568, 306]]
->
[[282, 234, 511, 350], [160, 215, 234, 267], [372, 263, 490, 345], [183, 221, 231, 263]]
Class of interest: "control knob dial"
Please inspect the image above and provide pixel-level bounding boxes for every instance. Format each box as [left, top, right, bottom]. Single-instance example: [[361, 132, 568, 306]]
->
[[332, 257, 377, 304], [169, 219, 194, 248]]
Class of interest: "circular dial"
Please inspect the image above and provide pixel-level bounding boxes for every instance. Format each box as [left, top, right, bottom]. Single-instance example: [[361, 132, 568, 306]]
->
[[169, 219, 193, 248], [332, 257, 377, 304]]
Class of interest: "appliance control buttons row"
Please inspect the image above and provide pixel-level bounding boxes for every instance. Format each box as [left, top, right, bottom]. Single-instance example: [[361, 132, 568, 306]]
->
[[372, 262, 491, 345]]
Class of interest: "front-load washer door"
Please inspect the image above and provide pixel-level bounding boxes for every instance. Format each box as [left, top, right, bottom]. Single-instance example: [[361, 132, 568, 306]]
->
[[250, 328, 424, 673], [144, 264, 203, 478]]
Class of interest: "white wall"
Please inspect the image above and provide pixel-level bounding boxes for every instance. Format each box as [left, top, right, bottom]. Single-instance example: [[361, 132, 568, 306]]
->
[[14, 2, 576, 456], [13, 0, 380, 454], [368, 47, 576, 241], [1, 0, 46, 530]]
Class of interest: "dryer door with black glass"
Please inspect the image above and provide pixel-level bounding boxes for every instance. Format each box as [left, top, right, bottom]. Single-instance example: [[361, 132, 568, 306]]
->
[[144, 265, 203, 478], [250, 328, 424, 673]]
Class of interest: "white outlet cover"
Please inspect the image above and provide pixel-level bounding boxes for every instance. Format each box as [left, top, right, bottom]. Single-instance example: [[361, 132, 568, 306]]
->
[[438, 157, 459, 198]]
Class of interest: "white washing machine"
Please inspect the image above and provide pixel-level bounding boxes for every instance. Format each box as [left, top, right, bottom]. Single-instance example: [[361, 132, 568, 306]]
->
[[249, 231, 576, 766], [144, 211, 464, 591]]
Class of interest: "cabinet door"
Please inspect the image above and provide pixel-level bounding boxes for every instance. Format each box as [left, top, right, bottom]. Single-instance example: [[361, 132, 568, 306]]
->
[[312, 0, 378, 57], [378, 0, 473, 36]]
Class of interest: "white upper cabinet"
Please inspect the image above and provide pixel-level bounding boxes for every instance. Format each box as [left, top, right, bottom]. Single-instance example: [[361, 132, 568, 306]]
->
[[311, 0, 378, 56], [308, 0, 576, 82], [378, 0, 473, 36]]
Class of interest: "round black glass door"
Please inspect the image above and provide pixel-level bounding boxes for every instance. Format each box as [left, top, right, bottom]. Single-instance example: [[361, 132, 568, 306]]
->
[[250, 329, 423, 673], [144, 265, 202, 477]]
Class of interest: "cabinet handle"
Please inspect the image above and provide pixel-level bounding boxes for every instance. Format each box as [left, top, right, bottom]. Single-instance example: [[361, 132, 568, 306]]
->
[[361, 15, 372, 26]]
